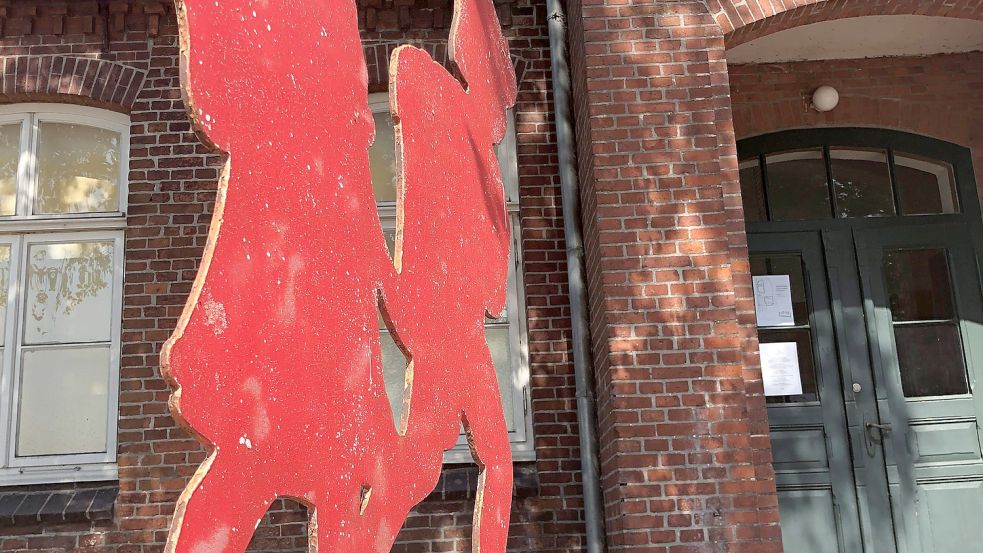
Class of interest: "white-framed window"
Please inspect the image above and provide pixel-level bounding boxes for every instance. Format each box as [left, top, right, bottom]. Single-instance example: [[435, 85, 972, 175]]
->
[[0, 104, 127, 485], [368, 93, 533, 463]]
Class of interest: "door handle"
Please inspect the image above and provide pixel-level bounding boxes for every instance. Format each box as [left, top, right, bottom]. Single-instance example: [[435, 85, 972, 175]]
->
[[865, 421, 892, 444]]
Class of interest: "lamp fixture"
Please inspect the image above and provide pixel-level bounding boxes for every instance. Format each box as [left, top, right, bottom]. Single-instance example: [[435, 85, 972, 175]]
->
[[811, 85, 840, 112]]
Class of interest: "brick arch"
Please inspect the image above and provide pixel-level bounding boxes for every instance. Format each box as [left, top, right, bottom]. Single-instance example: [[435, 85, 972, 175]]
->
[[0, 55, 147, 112], [729, 54, 978, 148], [733, 96, 974, 146], [711, 0, 983, 46], [363, 42, 527, 91]]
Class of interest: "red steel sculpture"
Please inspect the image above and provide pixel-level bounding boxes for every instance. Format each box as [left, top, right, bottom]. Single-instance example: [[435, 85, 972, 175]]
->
[[160, 0, 517, 550]]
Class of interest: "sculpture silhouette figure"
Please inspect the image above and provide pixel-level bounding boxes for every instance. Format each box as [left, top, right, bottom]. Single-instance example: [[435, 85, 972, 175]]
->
[[372, 3, 518, 551], [162, 0, 516, 551]]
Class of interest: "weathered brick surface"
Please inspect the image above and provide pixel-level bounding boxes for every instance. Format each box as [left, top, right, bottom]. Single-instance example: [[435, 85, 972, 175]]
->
[[565, 0, 784, 550], [719, 0, 983, 46], [561, 0, 983, 552], [0, 1, 585, 552], [3, 0, 981, 551], [730, 52, 983, 201]]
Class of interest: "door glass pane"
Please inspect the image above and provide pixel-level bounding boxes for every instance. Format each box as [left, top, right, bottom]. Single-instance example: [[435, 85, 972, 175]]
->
[[25, 240, 115, 344], [369, 111, 397, 204], [883, 249, 954, 321], [894, 323, 967, 397], [829, 148, 895, 218], [17, 346, 110, 456], [35, 122, 121, 214], [882, 248, 968, 397], [749, 254, 809, 325], [739, 157, 767, 223], [764, 149, 831, 221], [750, 253, 819, 403], [760, 329, 819, 404], [0, 123, 21, 216], [894, 152, 958, 215]]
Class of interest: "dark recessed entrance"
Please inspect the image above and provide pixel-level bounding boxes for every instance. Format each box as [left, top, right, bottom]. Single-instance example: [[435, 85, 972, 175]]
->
[[739, 128, 983, 553]]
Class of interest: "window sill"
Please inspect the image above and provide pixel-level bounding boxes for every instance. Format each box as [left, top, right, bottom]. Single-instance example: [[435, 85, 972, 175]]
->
[[0, 482, 117, 527], [0, 463, 118, 487]]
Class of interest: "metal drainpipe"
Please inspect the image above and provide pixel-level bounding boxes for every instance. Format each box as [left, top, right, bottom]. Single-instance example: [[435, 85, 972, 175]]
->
[[544, 1, 607, 552]]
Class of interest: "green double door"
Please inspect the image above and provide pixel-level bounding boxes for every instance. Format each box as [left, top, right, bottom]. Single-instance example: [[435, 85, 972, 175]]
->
[[751, 224, 983, 553]]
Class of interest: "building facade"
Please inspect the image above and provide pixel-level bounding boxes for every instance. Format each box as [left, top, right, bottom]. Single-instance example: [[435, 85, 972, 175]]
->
[[0, 0, 979, 552]]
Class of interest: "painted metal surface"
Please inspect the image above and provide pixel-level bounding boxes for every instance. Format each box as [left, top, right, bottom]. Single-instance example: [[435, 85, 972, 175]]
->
[[161, 0, 517, 550]]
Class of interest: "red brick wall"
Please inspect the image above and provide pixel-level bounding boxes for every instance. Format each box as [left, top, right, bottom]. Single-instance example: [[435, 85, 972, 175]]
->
[[564, 0, 983, 548], [565, 0, 783, 550], [0, 1, 589, 552], [729, 52, 983, 202]]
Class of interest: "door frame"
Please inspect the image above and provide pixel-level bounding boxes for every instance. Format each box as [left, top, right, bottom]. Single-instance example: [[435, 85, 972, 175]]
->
[[740, 128, 983, 553]]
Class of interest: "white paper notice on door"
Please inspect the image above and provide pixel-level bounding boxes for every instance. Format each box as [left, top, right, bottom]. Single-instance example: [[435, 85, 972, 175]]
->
[[753, 275, 795, 327], [760, 342, 803, 397]]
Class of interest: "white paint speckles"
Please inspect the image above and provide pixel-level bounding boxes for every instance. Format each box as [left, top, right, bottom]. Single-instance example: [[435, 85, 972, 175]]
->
[[239, 435, 253, 449], [202, 294, 229, 335]]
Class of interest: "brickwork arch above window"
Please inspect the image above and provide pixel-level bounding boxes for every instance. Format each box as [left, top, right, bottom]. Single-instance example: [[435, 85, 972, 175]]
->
[[0, 55, 146, 113], [712, 0, 983, 44]]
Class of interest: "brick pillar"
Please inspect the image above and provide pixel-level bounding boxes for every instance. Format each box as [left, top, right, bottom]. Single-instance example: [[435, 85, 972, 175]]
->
[[565, 0, 783, 550]]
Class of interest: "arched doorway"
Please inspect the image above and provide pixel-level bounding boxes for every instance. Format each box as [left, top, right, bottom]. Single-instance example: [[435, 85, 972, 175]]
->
[[739, 128, 983, 553]]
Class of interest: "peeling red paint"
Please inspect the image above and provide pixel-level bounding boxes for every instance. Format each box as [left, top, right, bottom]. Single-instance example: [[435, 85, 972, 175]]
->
[[161, 0, 516, 551]]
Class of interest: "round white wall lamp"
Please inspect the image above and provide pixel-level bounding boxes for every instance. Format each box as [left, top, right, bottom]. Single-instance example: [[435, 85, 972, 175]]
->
[[811, 85, 840, 112]]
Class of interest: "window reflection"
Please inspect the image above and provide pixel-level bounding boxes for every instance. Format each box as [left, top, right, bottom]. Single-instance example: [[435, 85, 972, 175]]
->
[[369, 111, 398, 204], [25, 241, 114, 344], [883, 248, 968, 397], [35, 123, 121, 214], [829, 148, 894, 218], [0, 123, 20, 216], [894, 152, 958, 215], [737, 139, 963, 222], [739, 157, 766, 223], [764, 149, 831, 221]]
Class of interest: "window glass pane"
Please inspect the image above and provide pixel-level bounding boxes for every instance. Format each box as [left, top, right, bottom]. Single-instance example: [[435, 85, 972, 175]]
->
[[749, 254, 809, 326], [486, 326, 515, 431], [379, 327, 516, 431], [17, 346, 110, 456], [883, 248, 954, 321], [0, 123, 20, 216], [760, 329, 819, 403], [739, 157, 767, 223], [380, 330, 408, 425], [829, 148, 894, 218], [25, 240, 115, 344], [369, 111, 397, 204], [764, 149, 831, 221], [894, 323, 967, 397], [35, 122, 121, 214], [894, 152, 959, 215], [0, 245, 9, 346]]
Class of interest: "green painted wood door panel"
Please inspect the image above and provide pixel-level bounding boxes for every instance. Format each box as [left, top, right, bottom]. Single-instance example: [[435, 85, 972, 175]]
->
[[749, 232, 864, 553], [856, 223, 983, 553]]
